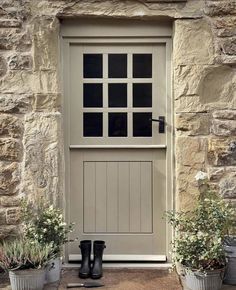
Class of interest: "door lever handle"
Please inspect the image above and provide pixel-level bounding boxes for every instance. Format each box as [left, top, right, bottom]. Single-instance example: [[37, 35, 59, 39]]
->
[[149, 116, 165, 133]]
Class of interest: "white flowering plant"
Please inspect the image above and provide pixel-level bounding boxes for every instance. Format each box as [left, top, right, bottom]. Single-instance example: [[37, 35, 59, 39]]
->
[[166, 171, 235, 272], [21, 197, 75, 256]]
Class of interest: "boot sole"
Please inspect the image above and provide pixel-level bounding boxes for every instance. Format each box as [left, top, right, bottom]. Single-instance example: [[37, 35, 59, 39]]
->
[[91, 274, 102, 279], [79, 272, 90, 279]]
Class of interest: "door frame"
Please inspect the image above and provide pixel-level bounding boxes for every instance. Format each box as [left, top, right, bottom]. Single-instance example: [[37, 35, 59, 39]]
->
[[61, 18, 173, 262]]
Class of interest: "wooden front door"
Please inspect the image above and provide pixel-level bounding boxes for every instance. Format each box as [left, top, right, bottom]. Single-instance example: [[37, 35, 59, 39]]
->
[[62, 19, 172, 262]]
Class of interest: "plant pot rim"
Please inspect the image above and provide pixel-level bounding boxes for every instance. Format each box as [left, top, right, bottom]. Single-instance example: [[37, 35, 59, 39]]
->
[[183, 266, 225, 274], [9, 268, 46, 275]]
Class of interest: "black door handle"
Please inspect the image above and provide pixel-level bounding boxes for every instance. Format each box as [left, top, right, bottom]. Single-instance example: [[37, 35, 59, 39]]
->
[[149, 116, 165, 133]]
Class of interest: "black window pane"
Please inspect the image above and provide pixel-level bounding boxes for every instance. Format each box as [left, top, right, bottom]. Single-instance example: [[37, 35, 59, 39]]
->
[[108, 83, 127, 107], [83, 113, 103, 137], [108, 54, 127, 78], [133, 54, 152, 78], [83, 83, 103, 108], [109, 113, 127, 137], [133, 113, 152, 137], [133, 83, 152, 107], [84, 54, 102, 78]]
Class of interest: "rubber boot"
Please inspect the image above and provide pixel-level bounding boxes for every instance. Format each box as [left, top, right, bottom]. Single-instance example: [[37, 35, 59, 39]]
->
[[91, 240, 106, 279], [79, 240, 91, 278]]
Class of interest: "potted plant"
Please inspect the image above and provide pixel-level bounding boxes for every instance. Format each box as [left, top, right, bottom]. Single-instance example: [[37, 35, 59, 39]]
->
[[166, 171, 235, 290], [21, 197, 75, 284], [0, 239, 54, 290], [224, 235, 236, 285]]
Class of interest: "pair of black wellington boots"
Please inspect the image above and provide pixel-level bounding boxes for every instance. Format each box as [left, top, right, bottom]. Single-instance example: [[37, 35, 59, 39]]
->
[[79, 240, 106, 279]]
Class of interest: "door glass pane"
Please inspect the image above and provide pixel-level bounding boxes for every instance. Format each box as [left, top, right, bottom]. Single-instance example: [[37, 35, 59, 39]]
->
[[133, 83, 152, 107], [83, 113, 103, 137], [108, 83, 127, 107], [133, 113, 152, 137], [133, 54, 152, 78], [83, 83, 103, 107], [109, 113, 127, 137], [108, 54, 127, 78], [84, 54, 103, 78]]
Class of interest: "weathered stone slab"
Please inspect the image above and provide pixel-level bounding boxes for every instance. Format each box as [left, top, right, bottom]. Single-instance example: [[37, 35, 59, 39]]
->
[[0, 139, 22, 162], [0, 69, 59, 94], [23, 113, 62, 203], [0, 162, 20, 196], [6, 207, 20, 225], [175, 113, 210, 136], [174, 19, 214, 65], [0, 94, 34, 114], [33, 17, 60, 71], [213, 16, 236, 37], [0, 114, 23, 138], [208, 138, 236, 166]]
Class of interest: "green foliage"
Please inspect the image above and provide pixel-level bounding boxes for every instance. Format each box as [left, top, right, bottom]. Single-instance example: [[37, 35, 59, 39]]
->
[[0, 239, 55, 271], [21, 197, 75, 256], [166, 172, 235, 272]]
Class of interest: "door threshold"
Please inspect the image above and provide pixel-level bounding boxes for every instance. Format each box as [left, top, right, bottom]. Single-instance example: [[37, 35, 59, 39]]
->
[[62, 262, 172, 270], [63, 262, 172, 269]]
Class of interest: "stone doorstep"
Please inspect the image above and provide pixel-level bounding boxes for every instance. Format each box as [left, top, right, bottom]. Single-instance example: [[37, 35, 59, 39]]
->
[[0, 269, 236, 290]]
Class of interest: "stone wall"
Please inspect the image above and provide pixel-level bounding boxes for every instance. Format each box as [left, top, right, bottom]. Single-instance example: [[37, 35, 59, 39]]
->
[[0, 0, 235, 238]]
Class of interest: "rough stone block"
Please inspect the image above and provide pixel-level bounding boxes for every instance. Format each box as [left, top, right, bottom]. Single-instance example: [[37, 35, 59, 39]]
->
[[212, 16, 236, 37], [219, 173, 236, 199], [0, 196, 21, 207], [23, 113, 62, 202], [0, 94, 34, 114], [0, 162, 20, 195], [208, 167, 225, 182], [176, 165, 203, 211], [208, 138, 236, 166], [211, 119, 236, 136], [176, 136, 207, 167], [198, 65, 236, 105], [174, 19, 214, 65], [213, 110, 236, 120], [6, 207, 20, 225], [0, 19, 22, 28], [0, 138, 22, 162], [0, 114, 23, 138], [219, 37, 236, 56], [0, 56, 7, 78], [0, 28, 31, 51], [204, 1, 236, 16], [174, 65, 209, 99], [8, 54, 32, 70], [0, 225, 18, 240], [175, 113, 210, 136], [0, 209, 6, 225], [33, 93, 60, 112]]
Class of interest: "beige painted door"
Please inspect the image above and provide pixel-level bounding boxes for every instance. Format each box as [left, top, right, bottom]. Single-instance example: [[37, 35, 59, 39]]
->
[[62, 21, 172, 261]]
